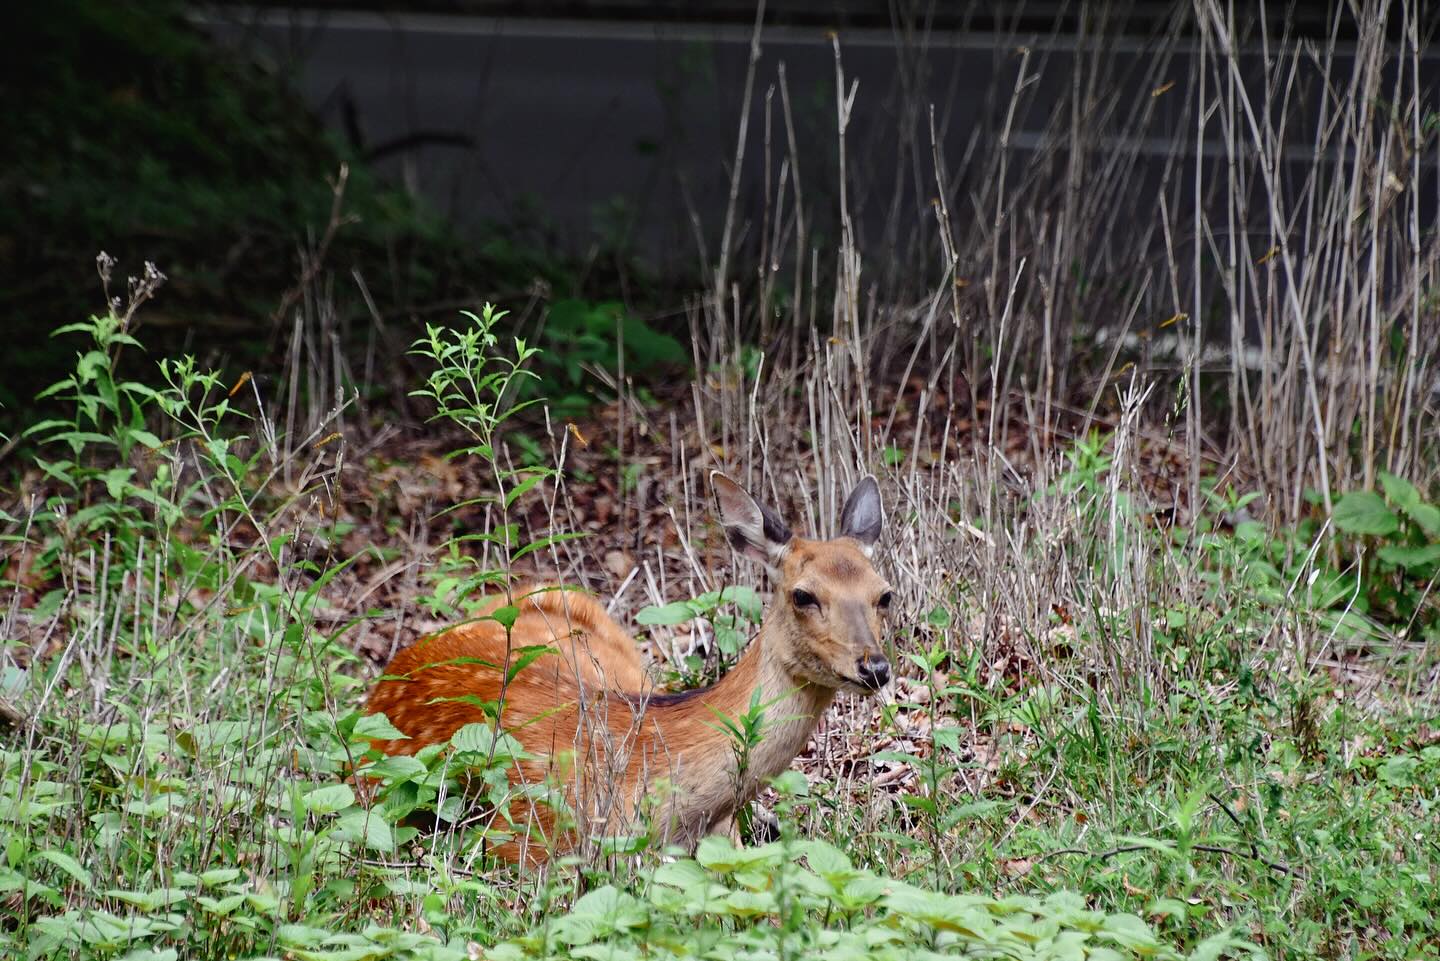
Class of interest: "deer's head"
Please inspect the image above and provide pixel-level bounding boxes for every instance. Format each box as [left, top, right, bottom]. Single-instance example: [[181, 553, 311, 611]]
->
[[712, 472, 893, 694]]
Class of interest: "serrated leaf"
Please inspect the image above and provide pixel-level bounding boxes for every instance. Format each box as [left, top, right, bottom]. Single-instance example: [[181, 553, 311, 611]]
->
[[449, 722, 500, 754], [652, 859, 709, 889], [1332, 491, 1398, 536], [352, 713, 409, 742], [302, 784, 355, 816], [364, 755, 427, 782], [694, 835, 741, 872], [1405, 501, 1440, 538], [1379, 471, 1422, 510], [1377, 542, 1440, 571], [802, 839, 853, 876], [333, 809, 395, 853], [506, 644, 556, 683]]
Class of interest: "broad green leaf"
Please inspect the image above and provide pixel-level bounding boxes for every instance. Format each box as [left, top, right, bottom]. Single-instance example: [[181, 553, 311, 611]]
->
[[31, 849, 92, 890], [333, 809, 395, 853], [1099, 912, 1163, 949], [198, 868, 242, 887], [802, 839, 853, 876], [1379, 470, 1422, 510], [196, 894, 247, 916], [302, 784, 355, 816], [694, 835, 741, 872], [352, 713, 409, 742], [1377, 542, 1440, 571], [450, 722, 500, 754], [1405, 501, 1440, 538], [723, 889, 777, 917], [365, 755, 427, 782], [488, 604, 521, 630], [652, 859, 709, 889], [118, 948, 178, 961], [277, 923, 333, 947], [1332, 491, 1399, 536], [635, 601, 697, 626], [1188, 930, 1261, 961], [102, 887, 189, 910]]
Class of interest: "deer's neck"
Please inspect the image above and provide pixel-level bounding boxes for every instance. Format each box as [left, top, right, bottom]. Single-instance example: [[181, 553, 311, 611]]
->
[[639, 615, 834, 841]]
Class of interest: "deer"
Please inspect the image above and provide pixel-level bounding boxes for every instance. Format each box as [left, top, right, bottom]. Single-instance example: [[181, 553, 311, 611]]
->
[[362, 471, 893, 864]]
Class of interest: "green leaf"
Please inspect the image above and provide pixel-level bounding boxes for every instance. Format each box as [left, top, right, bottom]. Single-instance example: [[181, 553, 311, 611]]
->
[[488, 604, 521, 630], [450, 722, 500, 754], [352, 713, 409, 743], [196, 894, 247, 916], [1405, 502, 1440, 538], [693, 586, 764, 623], [302, 784, 356, 816], [1378, 471, 1422, 511], [636, 601, 697, 626], [506, 644, 556, 683], [365, 755, 428, 782], [1114, 835, 1179, 857], [1377, 542, 1440, 571], [31, 849, 92, 890], [118, 948, 178, 961], [802, 839, 853, 876], [102, 887, 189, 910], [198, 868, 242, 887], [333, 809, 395, 853], [1099, 912, 1163, 949], [1332, 491, 1399, 536], [277, 923, 333, 947], [503, 471, 549, 509], [694, 835, 742, 872], [1188, 930, 1260, 961], [653, 859, 709, 889], [509, 531, 589, 563]]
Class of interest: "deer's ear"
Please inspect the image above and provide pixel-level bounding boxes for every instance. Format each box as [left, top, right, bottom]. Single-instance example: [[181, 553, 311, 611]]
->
[[838, 475, 883, 556], [711, 472, 791, 572]]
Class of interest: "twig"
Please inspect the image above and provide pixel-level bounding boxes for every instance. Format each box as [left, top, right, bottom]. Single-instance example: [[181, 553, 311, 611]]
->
[[1032, 839, 1301, 877], [0, 697, 24, 730]]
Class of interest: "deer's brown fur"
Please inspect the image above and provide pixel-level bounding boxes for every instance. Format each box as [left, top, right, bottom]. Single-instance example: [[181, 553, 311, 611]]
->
[[363, 473, 892, 864]]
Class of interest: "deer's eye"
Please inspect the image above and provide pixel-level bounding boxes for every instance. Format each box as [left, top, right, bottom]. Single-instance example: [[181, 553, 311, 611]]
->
[[877, 591, 894, 610], [792, 589, 819, 610]]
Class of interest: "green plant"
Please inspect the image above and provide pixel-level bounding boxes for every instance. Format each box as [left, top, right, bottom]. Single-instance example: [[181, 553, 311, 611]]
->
[[536, 300, 687, 415], [1188, 471, 1440, 648], [636, 585, 763, 684], [486, 833, 1258, 960], [406, 304, 575, 618], [1330, 472, 1440, 635]]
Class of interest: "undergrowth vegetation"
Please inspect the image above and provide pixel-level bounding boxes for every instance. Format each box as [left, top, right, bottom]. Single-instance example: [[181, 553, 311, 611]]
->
[[2, 281, 1436, 958], [3, 2, 1439, 960]]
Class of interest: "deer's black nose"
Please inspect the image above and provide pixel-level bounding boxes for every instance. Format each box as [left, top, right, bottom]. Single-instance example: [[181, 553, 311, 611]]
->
[[856, 653, 891, 690]]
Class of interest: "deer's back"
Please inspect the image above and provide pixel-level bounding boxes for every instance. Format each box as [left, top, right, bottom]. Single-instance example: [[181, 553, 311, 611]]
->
[[365, 586, 650, 756]]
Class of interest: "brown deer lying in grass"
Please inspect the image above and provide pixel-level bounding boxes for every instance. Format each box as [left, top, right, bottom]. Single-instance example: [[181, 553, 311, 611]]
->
[[363, 472, 893, 864]]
